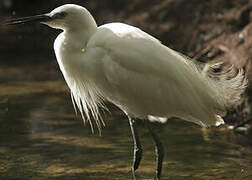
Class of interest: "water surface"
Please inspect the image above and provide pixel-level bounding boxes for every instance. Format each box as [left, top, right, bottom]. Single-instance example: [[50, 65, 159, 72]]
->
[[0, 63, 252, 180]]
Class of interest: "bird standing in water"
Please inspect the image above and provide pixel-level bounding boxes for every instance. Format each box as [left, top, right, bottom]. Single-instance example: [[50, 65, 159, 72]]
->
[[7, 4, 247, 180]]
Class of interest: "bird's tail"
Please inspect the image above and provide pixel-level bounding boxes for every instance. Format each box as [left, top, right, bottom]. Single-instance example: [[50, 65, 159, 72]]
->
[[202, 62, 247, 110], [169, 49, 247, 127], [176, 50, 247, 113], [183, 61, 246, 127]]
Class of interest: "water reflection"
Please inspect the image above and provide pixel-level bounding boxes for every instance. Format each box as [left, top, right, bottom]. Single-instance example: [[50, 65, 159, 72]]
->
[[0, 64, 252, 180]]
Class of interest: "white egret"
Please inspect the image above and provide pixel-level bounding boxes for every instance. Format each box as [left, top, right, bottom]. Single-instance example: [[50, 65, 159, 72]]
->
[[7, 4, 247, 180]]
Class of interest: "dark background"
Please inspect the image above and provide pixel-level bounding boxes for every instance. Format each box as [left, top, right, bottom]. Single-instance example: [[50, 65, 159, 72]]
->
[[0, 2, 252, 180], [0, 0, 252, 128]]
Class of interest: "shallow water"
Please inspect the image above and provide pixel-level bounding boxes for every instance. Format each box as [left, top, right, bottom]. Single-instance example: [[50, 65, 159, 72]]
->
[[0, 63, 252, 180]]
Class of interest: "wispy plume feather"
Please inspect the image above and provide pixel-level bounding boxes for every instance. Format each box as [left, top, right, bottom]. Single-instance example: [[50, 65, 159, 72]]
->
[[64, 68, 106, 134]]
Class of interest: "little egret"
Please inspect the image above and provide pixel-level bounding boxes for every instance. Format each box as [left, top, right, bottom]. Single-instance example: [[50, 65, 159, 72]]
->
[[7, 4, 247, 180]]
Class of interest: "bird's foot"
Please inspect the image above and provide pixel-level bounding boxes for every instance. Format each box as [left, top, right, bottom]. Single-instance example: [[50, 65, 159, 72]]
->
[[131, 167, 137, 180]]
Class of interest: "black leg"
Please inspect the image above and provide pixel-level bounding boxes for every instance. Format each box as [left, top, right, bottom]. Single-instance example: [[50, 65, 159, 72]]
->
[[128, 117, 143, 179], [147, 122, 164, 180]]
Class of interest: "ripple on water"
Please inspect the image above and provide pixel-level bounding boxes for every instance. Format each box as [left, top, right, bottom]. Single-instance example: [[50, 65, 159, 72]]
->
[[0, 64, 252, 180]]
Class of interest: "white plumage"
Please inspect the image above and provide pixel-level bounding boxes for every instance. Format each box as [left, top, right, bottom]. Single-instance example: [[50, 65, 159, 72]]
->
[[48, 5, 247, 133], [7, 4, 247, 179]]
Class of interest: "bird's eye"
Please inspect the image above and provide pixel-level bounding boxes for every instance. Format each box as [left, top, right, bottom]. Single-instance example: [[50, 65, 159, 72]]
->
[[53, 12, 67, 19]]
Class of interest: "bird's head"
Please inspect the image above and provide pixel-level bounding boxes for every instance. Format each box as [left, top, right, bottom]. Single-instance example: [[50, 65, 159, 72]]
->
[[6, 4, 97, 31]]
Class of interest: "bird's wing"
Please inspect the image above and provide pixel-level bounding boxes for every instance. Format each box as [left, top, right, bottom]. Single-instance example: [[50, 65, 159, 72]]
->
[[86, 23, 223, 125], [87, 23, 181, 81]]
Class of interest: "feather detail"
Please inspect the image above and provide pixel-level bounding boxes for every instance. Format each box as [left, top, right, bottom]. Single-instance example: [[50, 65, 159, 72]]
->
[[176, 50, 247, 115], [64, 69, 106, 135]]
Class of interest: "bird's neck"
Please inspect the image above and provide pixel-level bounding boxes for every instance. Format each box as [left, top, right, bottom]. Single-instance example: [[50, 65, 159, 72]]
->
[[65, 25, 97, 48], [64, 11, 98, 47], [54, 23, 97, 76]]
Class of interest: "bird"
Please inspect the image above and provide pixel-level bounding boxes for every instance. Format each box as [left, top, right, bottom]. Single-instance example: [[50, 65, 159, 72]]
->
[[6, 4, 247, 180]]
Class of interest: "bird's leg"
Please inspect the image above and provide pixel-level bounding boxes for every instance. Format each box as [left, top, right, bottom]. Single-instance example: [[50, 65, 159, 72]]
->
[[128, 117, 143, 179], [147, 122, 164, 180]]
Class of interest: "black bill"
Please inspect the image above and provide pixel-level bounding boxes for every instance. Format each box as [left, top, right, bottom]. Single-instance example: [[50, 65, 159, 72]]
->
[[5, 14, 51, 25]]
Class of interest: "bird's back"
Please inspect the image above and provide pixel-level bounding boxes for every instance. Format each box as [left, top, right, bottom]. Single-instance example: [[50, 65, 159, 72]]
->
[[81, 22, 247, 128]]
